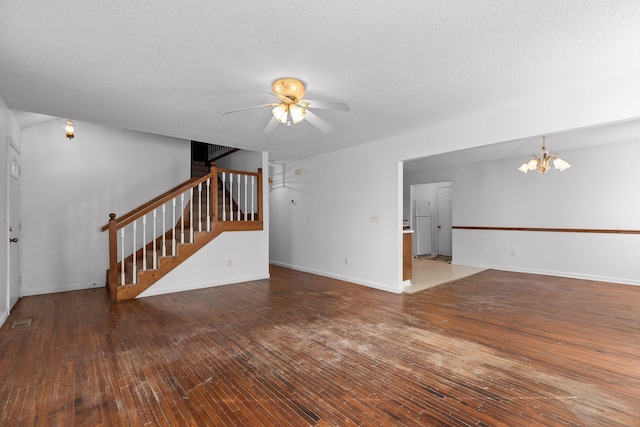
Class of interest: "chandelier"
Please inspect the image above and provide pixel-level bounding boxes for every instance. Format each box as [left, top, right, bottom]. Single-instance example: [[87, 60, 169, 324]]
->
[[518, 136, 570, 174]]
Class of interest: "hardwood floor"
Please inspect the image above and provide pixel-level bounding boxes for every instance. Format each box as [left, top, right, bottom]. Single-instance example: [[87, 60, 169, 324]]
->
[[1, 267, 639, 426]]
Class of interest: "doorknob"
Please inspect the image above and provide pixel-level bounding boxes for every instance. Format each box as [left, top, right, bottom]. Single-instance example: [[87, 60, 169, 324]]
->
[[9, 238, 18, 243]]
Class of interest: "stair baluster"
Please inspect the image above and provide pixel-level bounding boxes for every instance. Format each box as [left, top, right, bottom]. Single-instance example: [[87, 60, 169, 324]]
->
[[206, 178, 211, 231], [197, 183, 202, 232], [244, 176, 249, 221], [132, 220, 137, 284], [221, 172, 226, 221], [172, 198, 176, 255], [189, 190, 194, 243], [236, 174, 241, 221], [120, 228, 125, 287], [251, 175, 256, 220], [162, 205, 167, 257], [225, 172, 233, 221], [142, 215, 147, 271], [180, 193, 185, 244], [153, 209, 157, 269]]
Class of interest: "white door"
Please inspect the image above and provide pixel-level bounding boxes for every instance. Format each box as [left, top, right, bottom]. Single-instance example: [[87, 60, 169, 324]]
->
[[436, 187, 452, 257], [8, 143, 21, 309]]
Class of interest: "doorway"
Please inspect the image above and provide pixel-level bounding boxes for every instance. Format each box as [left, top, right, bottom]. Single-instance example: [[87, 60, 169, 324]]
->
[[8, 139, 21, 309], [409, 181, 452, 258]]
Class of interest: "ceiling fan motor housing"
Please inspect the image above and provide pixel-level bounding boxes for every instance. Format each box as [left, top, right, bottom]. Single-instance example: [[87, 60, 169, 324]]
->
[[272, 78, 306, 102]]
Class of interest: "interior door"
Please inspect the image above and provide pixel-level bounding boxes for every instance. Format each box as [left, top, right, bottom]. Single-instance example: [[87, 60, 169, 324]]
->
[[8, 143, 21, 309], [436, 187, 452, 257]]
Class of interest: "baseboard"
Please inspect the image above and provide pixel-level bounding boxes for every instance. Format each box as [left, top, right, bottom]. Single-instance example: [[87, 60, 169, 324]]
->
[[137, 273, 271, 298], [21, 282, 105, 297], [454, 262, 640, 287], [269, 261, 403, 294]]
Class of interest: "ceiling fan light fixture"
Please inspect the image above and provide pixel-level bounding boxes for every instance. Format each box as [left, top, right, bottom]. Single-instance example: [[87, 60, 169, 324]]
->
[[223, 77, 349, 133]]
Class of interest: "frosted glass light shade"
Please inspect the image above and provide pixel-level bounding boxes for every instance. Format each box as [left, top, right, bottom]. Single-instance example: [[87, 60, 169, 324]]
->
[[289, 105, 306, 124], [272, 105, 288, 123], [553, 158, 571, 171]]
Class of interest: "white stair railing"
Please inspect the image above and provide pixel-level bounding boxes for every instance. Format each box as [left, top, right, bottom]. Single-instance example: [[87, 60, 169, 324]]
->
[[218, 170, 258, 222]]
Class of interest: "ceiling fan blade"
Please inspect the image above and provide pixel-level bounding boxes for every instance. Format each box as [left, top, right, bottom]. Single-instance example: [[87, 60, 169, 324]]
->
[[300, 99, 350, 112], [304, 110, 334, 133], [263, 116, 279, 134], [264, 91, 293, 103], [222, 104, 278, 115]]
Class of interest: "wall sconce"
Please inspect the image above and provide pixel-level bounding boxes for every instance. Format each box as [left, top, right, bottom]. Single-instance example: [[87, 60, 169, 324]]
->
[[65, 119, 75, 140]]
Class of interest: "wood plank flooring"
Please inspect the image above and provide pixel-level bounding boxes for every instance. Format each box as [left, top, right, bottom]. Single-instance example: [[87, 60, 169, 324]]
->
[[1, 266, 639, 426]]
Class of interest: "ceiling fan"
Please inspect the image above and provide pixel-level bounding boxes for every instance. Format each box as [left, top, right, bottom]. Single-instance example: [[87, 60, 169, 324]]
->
[[222, 78, 350, 133]]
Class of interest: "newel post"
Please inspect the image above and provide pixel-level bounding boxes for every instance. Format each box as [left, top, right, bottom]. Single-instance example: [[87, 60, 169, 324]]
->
[[257, 168, 263, 222], [209, 163, 219, 224], [108, 213, 118, 301]]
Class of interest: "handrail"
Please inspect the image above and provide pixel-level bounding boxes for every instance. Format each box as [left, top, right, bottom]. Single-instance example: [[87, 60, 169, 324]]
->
[[217, 167, 261, 177], [102, 168, 261, 231], [101, 172, 214, 232]]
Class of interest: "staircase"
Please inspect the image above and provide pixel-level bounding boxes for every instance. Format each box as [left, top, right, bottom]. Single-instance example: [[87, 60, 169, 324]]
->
[[103, 164, 263, 301]]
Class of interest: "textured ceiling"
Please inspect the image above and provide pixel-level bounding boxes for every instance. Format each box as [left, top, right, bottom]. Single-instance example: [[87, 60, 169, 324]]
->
[[1, 1, 640, 161]]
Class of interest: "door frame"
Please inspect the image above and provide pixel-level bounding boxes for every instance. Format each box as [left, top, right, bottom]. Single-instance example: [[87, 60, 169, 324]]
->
[[408, 181, 453, 257], [436, 186, 453, 257], [8, 137, 21, 309]]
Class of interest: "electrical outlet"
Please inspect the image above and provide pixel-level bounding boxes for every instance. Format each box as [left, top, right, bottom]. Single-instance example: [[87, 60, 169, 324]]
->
[[344, 257, 349, 265], [227, 259, 233, 267], [510, 250, 517, 257]]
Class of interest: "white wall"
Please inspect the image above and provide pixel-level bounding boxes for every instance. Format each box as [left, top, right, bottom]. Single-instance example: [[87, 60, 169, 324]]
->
[[215, 149, 263, 172], [406, 140, 640, 285], [0, 96, 22, 327], [272, 147, 397, 293], [139, 150, 270, 297], [269, 70, 640, 292], [20, 120, 191, 295], [270, 150, 403, 293]]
